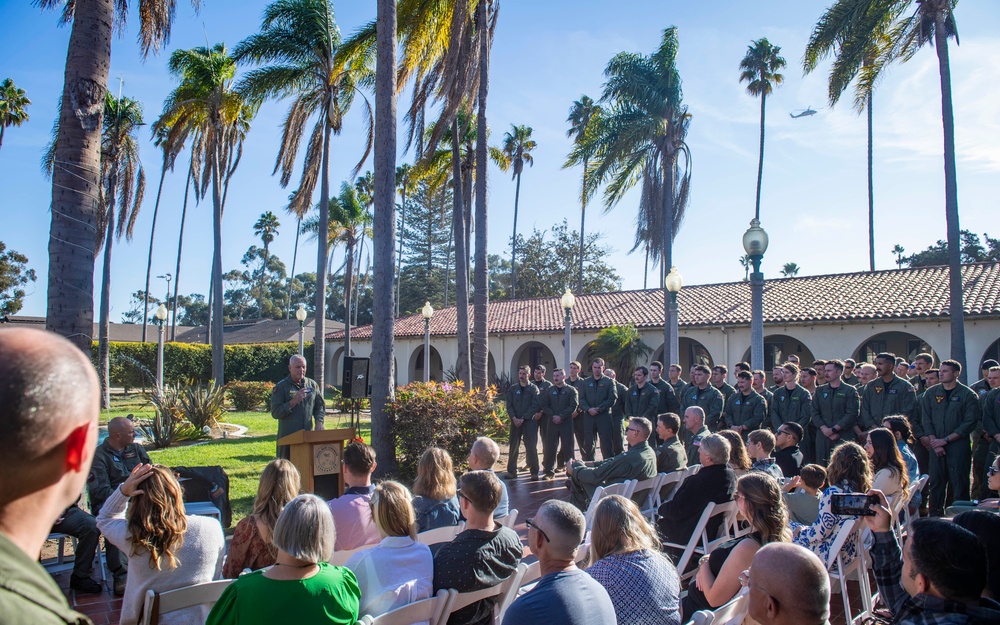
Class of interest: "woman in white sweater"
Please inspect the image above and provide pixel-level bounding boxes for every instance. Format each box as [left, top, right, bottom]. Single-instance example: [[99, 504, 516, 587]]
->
[[97, 464, 225, 625], [865, 427, 910, 506]]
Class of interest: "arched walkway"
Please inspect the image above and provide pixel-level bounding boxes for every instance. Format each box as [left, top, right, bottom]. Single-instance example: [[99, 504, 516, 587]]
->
[[853, 331, 937, 365], [980, 338, 1000, 369], [510, 341, 558, 376], [652, 338, 714, 373], [330, 346, 344, 387], [741, 334, 816, 371], [409, 345, 444, 383]]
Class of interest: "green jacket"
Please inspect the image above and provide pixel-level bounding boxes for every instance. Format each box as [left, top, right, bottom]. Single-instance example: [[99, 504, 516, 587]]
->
[[769, 385, 813, 432], [657, 436, 688, 474], [0, 533, 92, 625], [539, 383, 579, 421], [652, 378, 681, 415], [670, 379, 688, 398], [842, 373, 861, 387], [860, 375, 916, 431], [271, 375, 326, 441], [920, 382, 981, 440], [624, 383, 658, 420], [579, 375, 618, 416], [972, 379, 994, 440], [685, 425, 712, 463], [680, 385, 725, 431], [982, 387, 1000, 439], [571, 440, 657, 491], [724, 391, 766, 432], [755, 386, 774, 413], [611, 380, 629, 420], [505, 382, 540, 420], [810, 382, 860, 433], [533, 377, 553, 394], [714, 382, 736, 404], [87, 439, 151, 512]]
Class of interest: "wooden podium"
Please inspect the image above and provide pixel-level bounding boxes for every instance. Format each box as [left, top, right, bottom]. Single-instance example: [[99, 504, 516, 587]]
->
[[277, 428, 356, 500]]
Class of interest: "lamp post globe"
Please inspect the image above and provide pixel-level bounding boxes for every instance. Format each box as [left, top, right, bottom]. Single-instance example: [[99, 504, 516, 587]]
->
[[664, 267, 683, 368], [422, 302, 434, 382], [296, 304, 307, 356], [154, 304, 168, 390], [561, 288, 575, 370], [742, 218, 769, 371]]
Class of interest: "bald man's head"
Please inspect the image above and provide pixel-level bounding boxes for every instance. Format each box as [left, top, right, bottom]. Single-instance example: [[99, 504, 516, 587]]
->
[[748, 542, 829, 625]]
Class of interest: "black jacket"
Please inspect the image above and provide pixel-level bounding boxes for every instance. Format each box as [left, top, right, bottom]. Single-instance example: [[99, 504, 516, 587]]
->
[[657, 463, 736, 547]]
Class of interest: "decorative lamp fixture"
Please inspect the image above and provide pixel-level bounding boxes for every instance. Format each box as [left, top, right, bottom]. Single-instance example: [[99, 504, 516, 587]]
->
[[560, 288, 576, 312], [422, 301, 434, 320], [664, 267, 683, 293]]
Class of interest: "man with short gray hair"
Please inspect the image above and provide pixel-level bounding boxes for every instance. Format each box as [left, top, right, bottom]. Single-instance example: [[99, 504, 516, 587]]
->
[[271, 354, 326, 459], [565, 417, 657, 510], [502, 500, 615, 625], [748, 542, 831, 625], [468, 436, 509, 517]]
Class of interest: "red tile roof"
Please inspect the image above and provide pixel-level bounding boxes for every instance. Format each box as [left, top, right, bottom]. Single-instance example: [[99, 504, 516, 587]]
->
[[328, 262, 1000, 340]]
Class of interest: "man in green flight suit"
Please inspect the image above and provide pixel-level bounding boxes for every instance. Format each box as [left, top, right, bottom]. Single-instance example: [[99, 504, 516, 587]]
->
[[725, 370, 767, 439], [623, 366, 658, 440], [841, 358, 861, 387], [578, 358, 618, 461], [565, 417, 657, 510], [810, 360, 860, 465], [668, 363, 688, 397], [970, 360, 1000, 499], [539, 368, 579, 479], [531, 365, 552, 444], [712, 365, 737, 407], [859, 352, 917, 433], [770, 362, 814, 463], [503, 365, 541, 480], [606, 368, 630, 456], [681, 364, 725, 434], [567, 361, 589, 462], [920, 360, 980, 516], [982, 370, 1000, 498], [649, 361, 681, 420], [271, 354, 326, 460], [683, 406, 712, 464]]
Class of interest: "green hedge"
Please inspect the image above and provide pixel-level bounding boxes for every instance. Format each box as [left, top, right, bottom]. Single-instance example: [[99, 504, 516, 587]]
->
[[93, 341, 316, 388]]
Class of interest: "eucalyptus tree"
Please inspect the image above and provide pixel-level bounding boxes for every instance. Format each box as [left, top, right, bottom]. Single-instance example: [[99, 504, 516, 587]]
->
[[563, 95, 601, 294], [496, 124, 536, 298], [253, 211, 281, 318], [0, 78, 30, 151], [234, 0, 374, 391], [739, 38, 786, 222]]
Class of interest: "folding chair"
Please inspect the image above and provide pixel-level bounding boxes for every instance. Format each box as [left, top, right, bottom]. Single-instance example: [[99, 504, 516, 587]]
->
[[140, 579, 234, 625], [42, 533, 107, 581], [635, 474, 665, 522], [495, 562, 529, 624], [901, 474, 928, 537], [824, 518, 872, 624], [331, 542, 377, 566], [416, 522, 465, 546], [584, 479, 638, 528], [662, 501, 736, 581], [495, 508, 518, 530], [359, 588, 454, 625], [441, 570, 520, 624], [707, 588, 750, 625], [666, 465, 699, 503], [684, 611, 715, 625], [512, 560, 542, 600]]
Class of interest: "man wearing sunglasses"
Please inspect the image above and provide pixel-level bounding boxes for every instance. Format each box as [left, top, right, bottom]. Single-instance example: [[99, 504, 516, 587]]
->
[[564, 417, 657, 510]]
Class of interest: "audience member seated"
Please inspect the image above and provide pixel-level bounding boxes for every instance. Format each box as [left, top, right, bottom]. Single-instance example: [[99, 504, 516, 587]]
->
[[207, 494, 361, 625], [781, 464, 826, 525], [655, 413, 688, 474], [586, 495, 681, 625], [502, 501, 615, 625], [682, 407, 711, 463], [747, 543, 831, 625], [466, 437, 509, 518], [952, 510, 1000, 601], [432, 471, 522, 625], [97, 464, 225, 625], [657, 433, 737, 554], [412, 448, 460, 533], [748, 429, 784, 480], [793, 442, 872, 566], [346, 481, 433, 620], [327, 441, 381, 551], [882, 416, 921, 510], [946, 454, 1000, 516], [224, 458, 300, 578], [863, 490, 1000, 624], [566, 417, 657, 510], [683, 473, 790, 618], [718, 429, 752, 476], [50, 500, 102, 593], [865, 427, 910, 507], [773, 422, 805, 477], [0, 327, 100, 624]]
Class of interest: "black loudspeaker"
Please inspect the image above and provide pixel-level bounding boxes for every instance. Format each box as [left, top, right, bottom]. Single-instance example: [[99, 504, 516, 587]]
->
[[343, 357, 370, 398]]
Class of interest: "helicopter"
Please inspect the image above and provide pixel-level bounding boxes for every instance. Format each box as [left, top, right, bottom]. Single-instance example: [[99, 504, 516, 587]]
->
[[790, 106, 818, 119]]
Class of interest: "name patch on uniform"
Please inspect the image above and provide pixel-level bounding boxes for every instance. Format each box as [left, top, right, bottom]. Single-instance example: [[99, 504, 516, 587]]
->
[[951, 396, 961, 402], [888, 389, 898, 395]]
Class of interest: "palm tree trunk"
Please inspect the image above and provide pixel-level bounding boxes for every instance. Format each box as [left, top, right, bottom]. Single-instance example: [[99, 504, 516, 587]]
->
[[258, 242, 270, 319], [662, 159, 675, 364], [314, 122, 332, 392], [510, 171, 520, 299], [472, 0, 492, 392], [171, 168, 193, 341], [142, 161, 168, 342], [353, 233, 366, 327], [210, 135, 226, 387], [867, 92, 875, 272], [285, 217, 301, 318], [396, 184, 406, 317], [577, 158, 587, 294], [46, 0, 111, 353], [933, 14, 966, 379], [452, 117, 471, 386], [643, 245, 649, 289], [98, 175, 119, 409], [444, 213, 452, 307], [344, 241, 354, 360], [371, 0, 399, 476], [754, 93, 766, 221]]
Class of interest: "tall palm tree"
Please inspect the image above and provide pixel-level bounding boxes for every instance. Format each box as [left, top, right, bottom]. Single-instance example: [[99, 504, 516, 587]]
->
[[38, 0, 196, 353], [353, 171, 376, 326], [780, 262, 800, 277], [159, 44, 255, 386], [739, 254, 752, 280], [0, 78, 30, 151], [395, 163, 415, 316], [804, 4, 901, 273], [892, 243, 906, 268], [254, 211, 281, 318], [739, 38, 786, 222], [234, 0, 374, 392], [585, 27, 692, 356], [496, 124, 536, 299], [564, 95, 600, 294], [96, 92, 146, 407]]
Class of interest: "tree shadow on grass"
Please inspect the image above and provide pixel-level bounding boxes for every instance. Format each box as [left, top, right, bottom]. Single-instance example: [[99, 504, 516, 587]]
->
[[233, 454, 273, 464]]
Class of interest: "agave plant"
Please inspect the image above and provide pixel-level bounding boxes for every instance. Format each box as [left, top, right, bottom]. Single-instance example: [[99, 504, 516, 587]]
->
[[180, 382, 228, 431]]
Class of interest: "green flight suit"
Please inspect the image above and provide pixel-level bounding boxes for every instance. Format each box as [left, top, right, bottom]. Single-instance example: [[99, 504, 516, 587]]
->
[[567, 440, 657, 509], [610, 380, 630, 456], [685, 425, 712, 464], [842, 373, 861, 387], [651, 378, 682, 417], [971, 378, 994, 499], [982, 388, 1000, 496], [724, 391, 766, 438], [624, 383, 659, 420], [670, 379, 688, 399], [680, 384, 725, 434], [539, 383, 579, 473], [770, 385, 814, 463], [0, 533, 92, 625], [860, 374, 916, 431], [533, 377, 553, 442], [920, 382, 980, 515], [810, 382, 860, 465], [714, 382, 736, 409], [579, 375, 618, 461], [568, 376, 589, 461], [505, 381, 541, 476]]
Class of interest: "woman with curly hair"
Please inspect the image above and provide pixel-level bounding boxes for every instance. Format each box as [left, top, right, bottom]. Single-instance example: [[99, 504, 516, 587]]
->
[[718, 429, 752, 476], [411, 448, 460, 533], [682, 473, 790, 618], [96, 464, 225, 625], [587, 495, 681, 625], [793, 442, 872, 566], [223, 458, 300, 577], [865, 427, 910, 506]]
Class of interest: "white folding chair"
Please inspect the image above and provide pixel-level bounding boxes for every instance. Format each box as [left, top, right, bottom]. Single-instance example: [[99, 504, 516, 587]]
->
[[417, 522, 465, 546], [331, 542, 377, 566], [666, 465, 699, 503], [495, 562, 529, 624], [441, 571, 519, 624], [140, 579, 234, 625], [634, 474, 664, 521], [706, 588, 750, 625], [495, 508, 518, 530], [513, 560, 542, 600], [684, 610, 715, 625], [901, 474, 928, 536], [824, 518, 872, 624], [662, 501, 736, 580], [584, 479, 637, 528], [184, 501, 222, 522], [359, 588, 454, 625]]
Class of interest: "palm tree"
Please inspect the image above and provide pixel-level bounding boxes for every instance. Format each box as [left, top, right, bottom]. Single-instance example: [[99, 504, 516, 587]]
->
[[564, 95, 601, 294], [892, 243, 906, 268], [159, 44, 255, 386], [38, 0, 196, 353], [0, 78, 30, 151], [585, 27, 692, 357], [496, 124, 536, 299], [739, 254, 752, 280], [804, 4, 900, 273], [234, 0, 374, 392], [739, 38, 786, 222], [588, 324, 652, 380], [96, 92, 147, 407], [780, 262, 800, 277], [254, 211, 281, 318], [395, 163, 415, 317]]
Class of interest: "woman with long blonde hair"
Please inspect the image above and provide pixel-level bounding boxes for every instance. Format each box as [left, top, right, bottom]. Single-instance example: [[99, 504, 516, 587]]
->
[[587, 495, 681, 625], [223, 458, 301, 577], [96, 464, 225, 625], [411, 448, 460, 532]]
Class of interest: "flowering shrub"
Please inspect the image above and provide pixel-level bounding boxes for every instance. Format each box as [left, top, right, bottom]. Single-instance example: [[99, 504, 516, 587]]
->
[[226, 381, 275, 411], [388, 381, 507, 480]]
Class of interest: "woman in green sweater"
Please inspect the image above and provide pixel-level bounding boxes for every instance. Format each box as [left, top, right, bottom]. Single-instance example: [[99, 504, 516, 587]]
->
[[207, 494, 360, 625]]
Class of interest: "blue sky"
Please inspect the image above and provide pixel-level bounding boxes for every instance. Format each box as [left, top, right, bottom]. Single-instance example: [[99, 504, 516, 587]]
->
[[2, 1, 998, 320]]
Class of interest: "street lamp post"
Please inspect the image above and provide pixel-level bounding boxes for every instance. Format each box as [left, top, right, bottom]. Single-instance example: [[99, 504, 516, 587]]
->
[[154, 304, 168, 390], [742, 218, 769, 371], [422, 301, 434, 383], [295, 304, 307, 356], [156, 273, 172, 330], [664, 267, 683, 368], [561, 288, 576, 370]]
